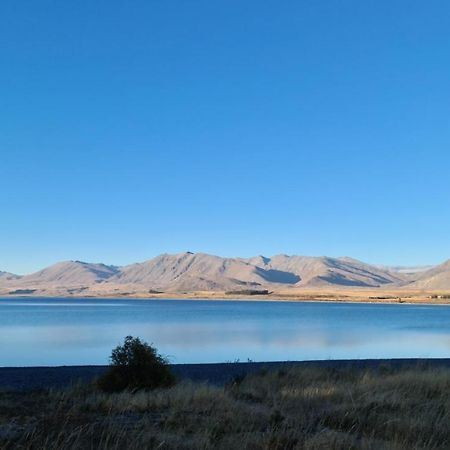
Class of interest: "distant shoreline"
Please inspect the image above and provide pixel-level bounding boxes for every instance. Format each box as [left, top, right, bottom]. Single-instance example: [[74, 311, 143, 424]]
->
[[2, 289, 450, 305]]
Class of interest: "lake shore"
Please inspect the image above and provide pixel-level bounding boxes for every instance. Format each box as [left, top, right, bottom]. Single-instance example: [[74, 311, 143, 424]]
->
[[133, 288, 450, 305], [2, 358, 450, 391], [3, 288, 450, 304], [1, 361, 449, 449]]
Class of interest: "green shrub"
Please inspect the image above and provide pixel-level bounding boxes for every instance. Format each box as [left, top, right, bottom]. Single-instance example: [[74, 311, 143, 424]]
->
[[97, 336, 175, 392]]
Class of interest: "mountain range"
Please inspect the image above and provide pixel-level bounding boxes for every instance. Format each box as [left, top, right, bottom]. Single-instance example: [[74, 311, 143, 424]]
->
[[1, 252, 450, 296]]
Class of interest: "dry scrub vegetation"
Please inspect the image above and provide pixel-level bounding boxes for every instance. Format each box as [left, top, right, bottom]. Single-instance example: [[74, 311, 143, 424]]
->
[[1, 365, 449, 449]]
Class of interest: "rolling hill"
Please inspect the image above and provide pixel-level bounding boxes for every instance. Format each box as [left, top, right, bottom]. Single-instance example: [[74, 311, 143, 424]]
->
[[0, 252, 429, 295], [406, 260, 450, 289], [244, 255, 406, 287], [12, 261, 119, 287], [0, 271, 21, 282]]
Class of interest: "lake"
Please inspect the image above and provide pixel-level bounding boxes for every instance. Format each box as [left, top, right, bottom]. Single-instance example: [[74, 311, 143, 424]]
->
[[1, 298, 450, 366]]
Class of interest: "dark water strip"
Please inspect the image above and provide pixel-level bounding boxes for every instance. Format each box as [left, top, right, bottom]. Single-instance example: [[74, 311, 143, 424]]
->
[[2, 358, 450, 391]]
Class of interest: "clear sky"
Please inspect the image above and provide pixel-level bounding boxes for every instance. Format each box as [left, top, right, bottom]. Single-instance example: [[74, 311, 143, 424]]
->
[[1, 1, 450, 274]]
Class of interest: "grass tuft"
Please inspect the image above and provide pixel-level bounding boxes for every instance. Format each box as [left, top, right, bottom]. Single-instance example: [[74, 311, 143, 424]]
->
[[0, 365, 449, 449]]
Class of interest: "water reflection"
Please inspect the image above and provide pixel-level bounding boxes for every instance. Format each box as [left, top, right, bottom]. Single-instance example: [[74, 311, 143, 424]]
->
[[0, 298, 450, 366]]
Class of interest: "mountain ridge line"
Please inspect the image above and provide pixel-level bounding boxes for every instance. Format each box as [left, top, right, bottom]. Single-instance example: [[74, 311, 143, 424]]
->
[[1, 252, 450, 293]]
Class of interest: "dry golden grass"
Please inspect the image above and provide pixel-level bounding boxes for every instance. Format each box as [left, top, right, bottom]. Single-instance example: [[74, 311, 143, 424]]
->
[[4, 286, 450, 304], [1, 364, 450, 449]]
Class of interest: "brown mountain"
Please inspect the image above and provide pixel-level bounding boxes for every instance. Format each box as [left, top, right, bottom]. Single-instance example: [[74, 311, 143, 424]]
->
[[243, 255, 406, 287], [1, 253, 445, 294], [99, 252, 406, 290], [0, 271, 21, 282], [407, 260, 450, 289], [14, 261, 119, 288], [109, 252, 300, 291]]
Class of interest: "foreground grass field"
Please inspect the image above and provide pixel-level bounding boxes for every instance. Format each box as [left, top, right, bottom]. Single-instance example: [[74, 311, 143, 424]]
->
[[1, 365, 449, 449]]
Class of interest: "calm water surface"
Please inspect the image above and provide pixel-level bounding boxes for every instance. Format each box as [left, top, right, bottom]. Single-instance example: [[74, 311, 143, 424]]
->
[[1, 298, 450, 366]]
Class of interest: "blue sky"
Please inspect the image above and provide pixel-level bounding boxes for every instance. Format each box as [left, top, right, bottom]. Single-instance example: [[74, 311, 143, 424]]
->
[[1, 1, 450, 274]]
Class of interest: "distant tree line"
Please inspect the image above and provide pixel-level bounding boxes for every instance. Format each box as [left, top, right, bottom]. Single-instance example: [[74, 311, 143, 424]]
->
[[225, 289, 270, 296]]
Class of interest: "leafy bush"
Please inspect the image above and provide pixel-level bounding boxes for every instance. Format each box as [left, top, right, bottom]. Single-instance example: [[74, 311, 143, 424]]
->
[[97, 336, 175, 392]]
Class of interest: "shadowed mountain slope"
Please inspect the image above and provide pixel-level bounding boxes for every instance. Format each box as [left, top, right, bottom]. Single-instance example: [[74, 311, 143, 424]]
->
[[244, 255, 406, 288], [108, 253, 404, 290], [110, 252, 300, 291]]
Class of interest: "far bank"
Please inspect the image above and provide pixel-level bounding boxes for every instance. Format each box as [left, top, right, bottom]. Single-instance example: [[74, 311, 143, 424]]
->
[[2, 287, 450, 305]]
